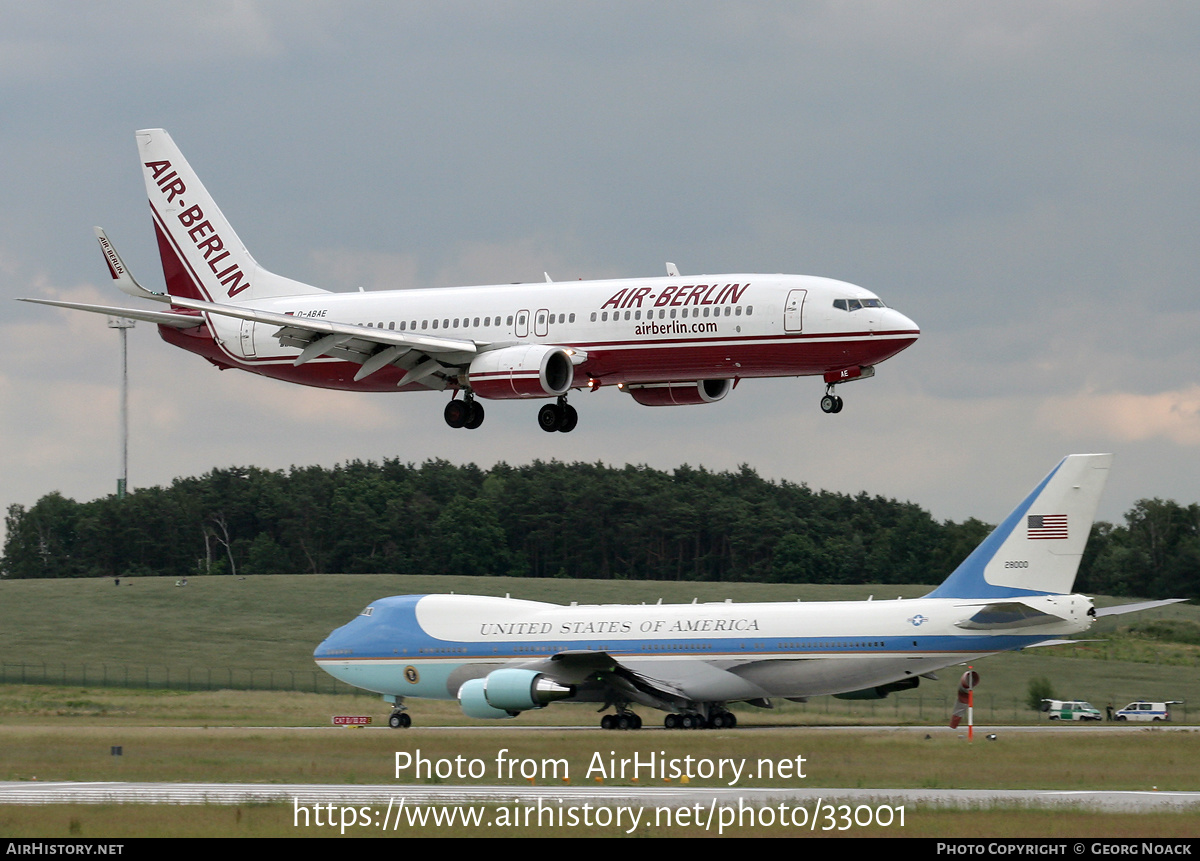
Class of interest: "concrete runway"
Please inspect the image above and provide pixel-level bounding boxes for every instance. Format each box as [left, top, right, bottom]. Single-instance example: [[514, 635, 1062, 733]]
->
[[3, 781, 1199, 812]]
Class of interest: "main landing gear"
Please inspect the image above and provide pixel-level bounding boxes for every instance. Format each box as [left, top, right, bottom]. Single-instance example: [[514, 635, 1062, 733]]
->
[[599, 710, 642, 730], [538, 396, 578, 433], [663, 710, 737, 729], [820, 386, 844, 414], [444, 395, 485, 429]]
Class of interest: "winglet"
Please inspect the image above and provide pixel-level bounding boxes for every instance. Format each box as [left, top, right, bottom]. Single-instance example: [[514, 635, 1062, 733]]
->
[[95, 227, 167, 302]]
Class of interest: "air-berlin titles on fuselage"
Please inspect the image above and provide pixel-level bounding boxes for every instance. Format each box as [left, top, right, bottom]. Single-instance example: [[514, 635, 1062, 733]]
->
[[479, 616, 763, 637], [145, 159, 252, 298], [599, 283, 750, 310]]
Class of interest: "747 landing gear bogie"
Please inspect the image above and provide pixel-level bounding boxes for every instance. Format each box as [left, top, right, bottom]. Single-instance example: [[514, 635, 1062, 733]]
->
[[538, 397, 578, 433], [445, 396, 485, 429], [600, 711, 642, 730], [820, 387, 844, 414], [663, 709, 737, 729]]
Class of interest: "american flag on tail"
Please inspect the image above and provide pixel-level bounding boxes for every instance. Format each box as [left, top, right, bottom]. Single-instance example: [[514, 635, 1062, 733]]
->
[[1027, 514, 1068, 539]]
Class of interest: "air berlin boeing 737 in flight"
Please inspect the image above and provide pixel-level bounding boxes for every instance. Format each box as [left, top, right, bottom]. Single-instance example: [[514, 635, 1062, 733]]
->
[[23, 129, 920, 431]]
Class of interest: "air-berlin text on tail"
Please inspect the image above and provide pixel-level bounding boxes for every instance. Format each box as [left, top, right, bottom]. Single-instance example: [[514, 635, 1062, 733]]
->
[[144, 159, 251, 298], [600, 283, 749, 310]]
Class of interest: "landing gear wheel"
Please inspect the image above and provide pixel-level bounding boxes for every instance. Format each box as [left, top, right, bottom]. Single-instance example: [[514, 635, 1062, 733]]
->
[[538, 403, 562, 432], [664, 713, 680, 730], [601, 714, 616, 730], [444, 399, 469, 428], [558, 404, 578, 433], [820, 394, 836, 413], [832, 395, 843, 413], [388, 712, 411, 729], [464, 399, 485, 429]]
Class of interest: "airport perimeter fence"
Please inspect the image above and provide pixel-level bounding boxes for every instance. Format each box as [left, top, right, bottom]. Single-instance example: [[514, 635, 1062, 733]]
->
[[0, 660, 1189, 723], [0, 661, 367, 697]]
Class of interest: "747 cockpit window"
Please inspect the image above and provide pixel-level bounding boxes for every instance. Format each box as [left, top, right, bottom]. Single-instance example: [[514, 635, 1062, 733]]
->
[[359, 607, 374, 616], [833, 298, 886, 311]]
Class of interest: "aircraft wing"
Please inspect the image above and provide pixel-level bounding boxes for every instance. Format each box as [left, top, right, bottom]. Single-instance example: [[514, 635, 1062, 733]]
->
[[518, 650, 697, 710], [17, 297, 204, 329]]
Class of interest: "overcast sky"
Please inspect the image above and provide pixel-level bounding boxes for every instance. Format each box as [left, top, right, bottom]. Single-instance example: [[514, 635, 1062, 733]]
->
[[3, 2, 1198, 547]]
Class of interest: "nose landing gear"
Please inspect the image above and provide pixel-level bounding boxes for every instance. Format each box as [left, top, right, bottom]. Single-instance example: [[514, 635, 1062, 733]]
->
[[820, 386, 844, 414]]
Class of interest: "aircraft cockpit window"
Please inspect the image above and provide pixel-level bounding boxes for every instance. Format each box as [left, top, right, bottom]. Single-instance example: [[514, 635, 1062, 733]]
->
[[834, 298, 886, 312], [359, 607, 374, 616]]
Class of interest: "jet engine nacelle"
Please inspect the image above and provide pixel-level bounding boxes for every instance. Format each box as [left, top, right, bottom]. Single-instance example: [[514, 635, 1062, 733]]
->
[[624, 379, 733, 407], [468, 345, 574, 399], [457, 677, 515, 719], [457, 668, 575, 719]]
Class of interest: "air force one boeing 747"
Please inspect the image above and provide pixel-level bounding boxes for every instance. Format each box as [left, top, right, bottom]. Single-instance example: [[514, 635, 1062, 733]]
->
[[21, 129, 919, 431], [315, 454, 1181, 729]]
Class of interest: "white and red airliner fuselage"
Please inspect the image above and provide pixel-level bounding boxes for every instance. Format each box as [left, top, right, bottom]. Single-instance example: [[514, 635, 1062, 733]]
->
[[161, 274, 918, 395]]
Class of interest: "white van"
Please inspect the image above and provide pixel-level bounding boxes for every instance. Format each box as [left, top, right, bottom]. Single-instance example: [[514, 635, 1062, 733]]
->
[[1041, 699, 1103, 721], [1113, 701, 1180, 722]]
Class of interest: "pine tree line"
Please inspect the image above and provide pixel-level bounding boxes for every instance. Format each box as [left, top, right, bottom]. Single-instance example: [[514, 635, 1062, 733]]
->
[[2, 459, 1196, 599]]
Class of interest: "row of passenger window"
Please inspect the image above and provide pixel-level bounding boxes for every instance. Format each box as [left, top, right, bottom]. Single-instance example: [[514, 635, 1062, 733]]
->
[[355, 306, 752, 331], [358, 313, 580, 332], [592, 305, 753, 322]]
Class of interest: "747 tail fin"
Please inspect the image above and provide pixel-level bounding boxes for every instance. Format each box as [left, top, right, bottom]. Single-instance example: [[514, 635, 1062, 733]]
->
[[926, 454, 1113, 599]]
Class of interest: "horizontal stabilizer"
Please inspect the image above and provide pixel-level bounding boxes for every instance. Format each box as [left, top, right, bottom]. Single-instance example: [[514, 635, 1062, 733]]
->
[[17, 298, 202, 329], [1020, 639, 1089, 649], [1093, 598, 1187, 618]]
